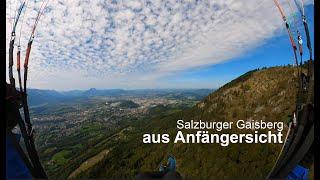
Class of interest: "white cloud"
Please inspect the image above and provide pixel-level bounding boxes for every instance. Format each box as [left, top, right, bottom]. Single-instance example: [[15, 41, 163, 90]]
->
[[5, 0, 314, 90]]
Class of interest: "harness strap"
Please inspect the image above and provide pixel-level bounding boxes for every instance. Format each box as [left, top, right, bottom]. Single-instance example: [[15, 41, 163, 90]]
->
[[6, 83, 48, 179]]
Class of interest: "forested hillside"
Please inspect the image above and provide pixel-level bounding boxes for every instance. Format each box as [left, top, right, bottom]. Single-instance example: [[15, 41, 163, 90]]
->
[[61, 66, 310, 179]]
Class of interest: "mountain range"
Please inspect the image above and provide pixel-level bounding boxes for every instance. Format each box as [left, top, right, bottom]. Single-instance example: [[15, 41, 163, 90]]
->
[[27, 88, 213, 106]]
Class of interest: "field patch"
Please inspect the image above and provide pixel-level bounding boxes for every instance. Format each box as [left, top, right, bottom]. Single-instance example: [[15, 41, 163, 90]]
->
[[68, 148, 110, 179]]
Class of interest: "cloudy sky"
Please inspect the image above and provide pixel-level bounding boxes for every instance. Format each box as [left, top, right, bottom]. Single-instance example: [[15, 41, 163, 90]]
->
[[6, 0, 314, 90]]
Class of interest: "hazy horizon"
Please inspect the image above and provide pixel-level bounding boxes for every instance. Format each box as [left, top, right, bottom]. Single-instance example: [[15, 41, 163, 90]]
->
[[27, 87, 215, 92]]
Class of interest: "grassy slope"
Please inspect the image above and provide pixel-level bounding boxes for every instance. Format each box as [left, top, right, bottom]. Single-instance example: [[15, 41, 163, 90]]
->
[[72, 66, 304, 179]]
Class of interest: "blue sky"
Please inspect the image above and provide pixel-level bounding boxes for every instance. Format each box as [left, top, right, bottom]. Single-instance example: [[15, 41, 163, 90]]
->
[[151, 4, 314, 89], [6, 1, 314, 90], [169, 4, 314, 89]]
